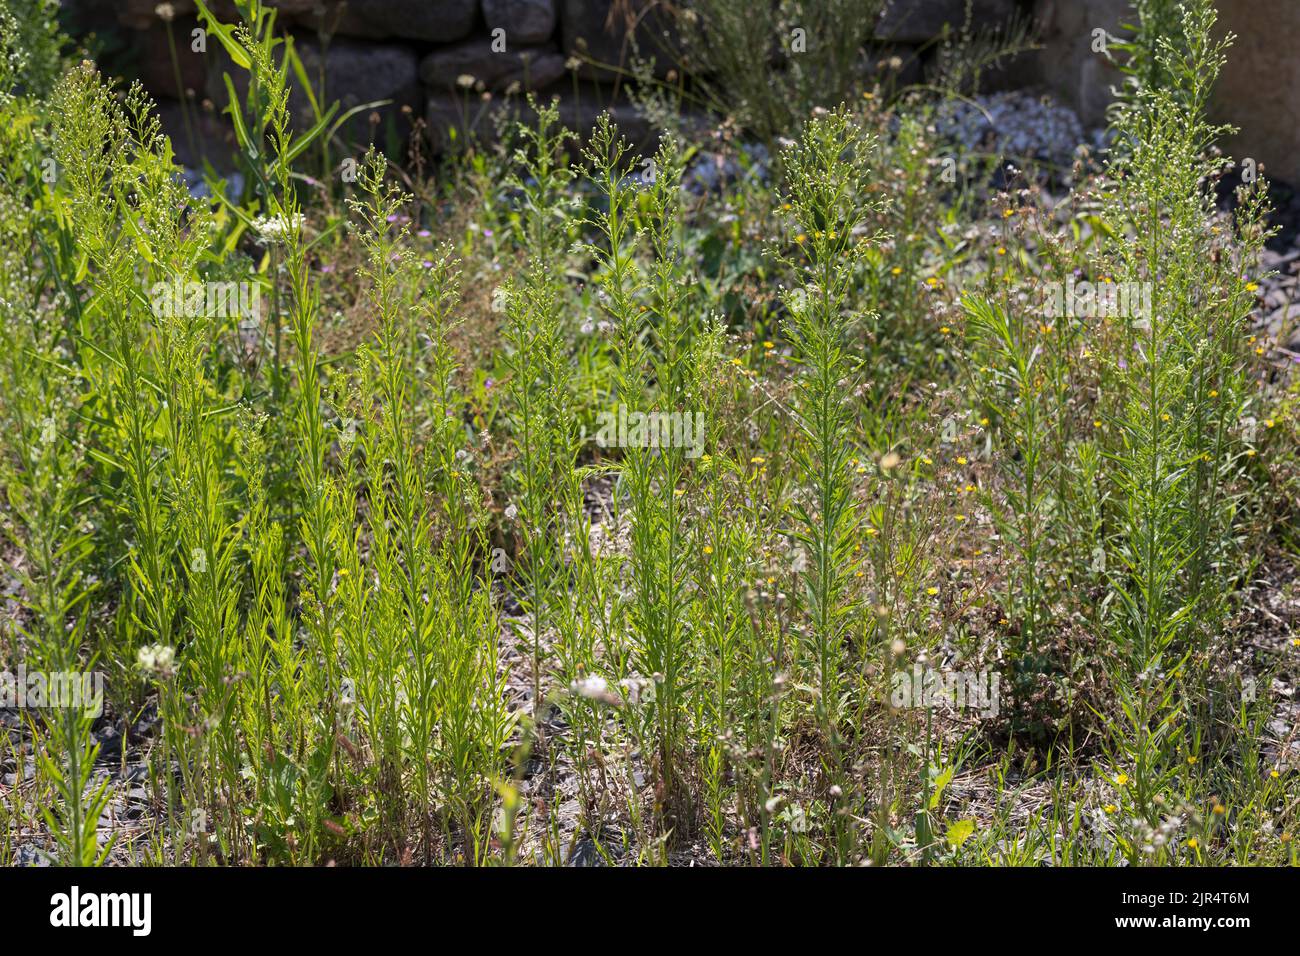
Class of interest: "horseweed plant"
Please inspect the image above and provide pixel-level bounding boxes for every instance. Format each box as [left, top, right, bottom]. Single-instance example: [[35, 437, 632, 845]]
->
[[1, 0, 1294, 870]]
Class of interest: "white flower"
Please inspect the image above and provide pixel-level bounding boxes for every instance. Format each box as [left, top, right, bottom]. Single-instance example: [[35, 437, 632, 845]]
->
[[252, 213, 305, 245], [138, 643, 176, 675], [570, 675, 609, 700]]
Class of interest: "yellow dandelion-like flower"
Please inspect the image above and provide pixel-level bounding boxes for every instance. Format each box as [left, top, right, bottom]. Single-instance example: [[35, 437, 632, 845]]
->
[[1187, 838, 1198, 850], [337, 567, 349, 577], [795, 233, 806, 244], [1246, 449, 1257, 457], [1246, 282, 1259, 292], [940, 325, 951, 334], [955, 514, 967, 522], [996, 246, 1006, 256], [1212, 803, 1225, 815], [703, 545, 714, 555], [1093, 420, 1102, 428], [979, 417, 989, 426], [751, 456, 766, 465], [1115, 773, 1128, 786], [673, 488, 685, 497], [1002, 208, 1015, 219], [926, 586, 939, 596], [891, 266, 902, 276], [1270, 769, 1281, 779], [1264, 419, 1276, 428], [731, 358, 744, 366], [922, 456, 933, 465], [1187, 755, 1198, 765], [1103, 804, 1117, 814], [956, 456, 968, 465], [763, 340, 775, 350], [1208, 389, 1218, 397]]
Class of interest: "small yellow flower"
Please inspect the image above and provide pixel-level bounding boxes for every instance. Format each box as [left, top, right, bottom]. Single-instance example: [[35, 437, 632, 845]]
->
[[940, 325, 951, 334], [1187, 838, 1198, 850], [1212, 803, 1225, 815], [1246, 449, 1256, 457], [956, 456, 968, 465], [795, 233, 807, 244], [955, 514, 967, 522], [1104, 804, 1117, 814], [1115, 773, 1129, 787], [926, 586, 939, 596], [891, 266, 902, 275], [1264, 419, 1276, 428], [703, 545, 714, 555], [921, 456, 933, 465], [1002, 208, 1015, 219], [750, 456, 766, 465], [337, 567, 349, 577], [1093, 420, 1102, 428], [996, 246, 1006, 256], [925, 276, 939, 287], [1246, 282, 1259, 292], [731, 358, 744, 367], [1208, 389, 1218, 397], [980, 417, 989, 426], [1187, 755, 1198, 765], [763, 340, 775, 350], [673, 488, 685, 497], [1270, 769, 1281, 779]]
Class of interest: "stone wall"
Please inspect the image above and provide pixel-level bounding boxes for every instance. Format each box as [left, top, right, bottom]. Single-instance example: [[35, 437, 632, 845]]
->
[[98, 0, 1300, 186]]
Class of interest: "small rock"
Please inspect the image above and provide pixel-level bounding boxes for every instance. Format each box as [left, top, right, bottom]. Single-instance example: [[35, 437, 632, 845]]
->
[[420, 41, 566, 92], [483, 0, 557, 45], [294, 0, 476, 42]]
